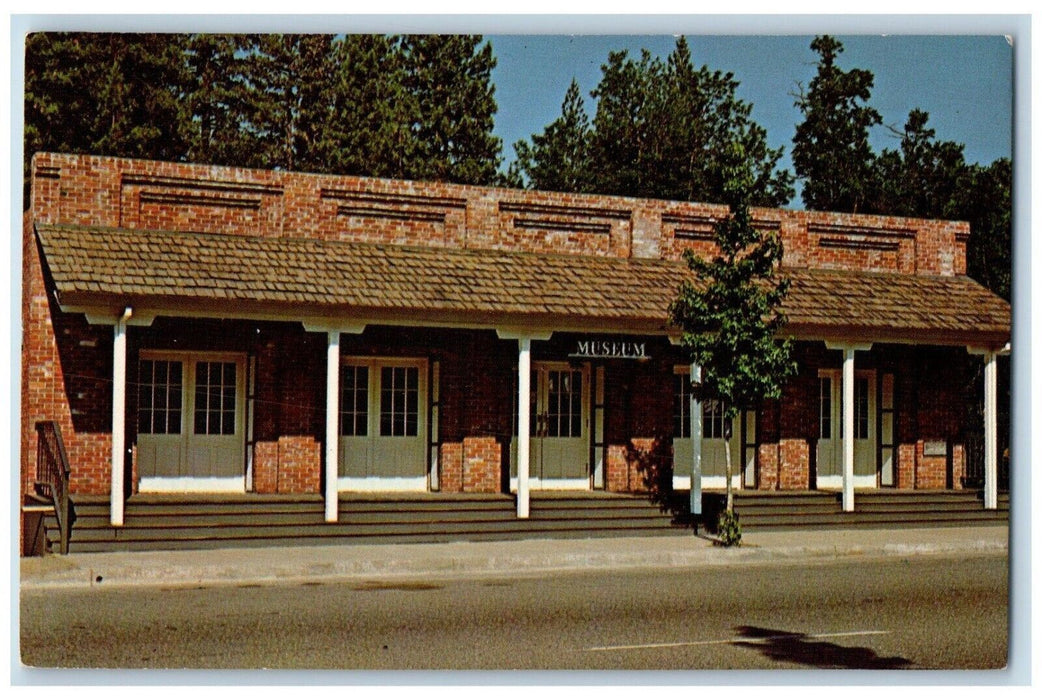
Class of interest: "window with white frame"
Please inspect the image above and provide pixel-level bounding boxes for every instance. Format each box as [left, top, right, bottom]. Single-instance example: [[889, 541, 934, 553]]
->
[[703, 399, 727, 439]]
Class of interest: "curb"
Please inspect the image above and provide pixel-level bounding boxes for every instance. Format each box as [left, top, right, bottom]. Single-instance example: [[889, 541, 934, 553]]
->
[[20, 533, 1008, 592]]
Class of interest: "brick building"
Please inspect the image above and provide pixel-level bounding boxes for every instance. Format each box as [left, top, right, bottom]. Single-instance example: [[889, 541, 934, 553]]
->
[[21, 153, 1010, 534]]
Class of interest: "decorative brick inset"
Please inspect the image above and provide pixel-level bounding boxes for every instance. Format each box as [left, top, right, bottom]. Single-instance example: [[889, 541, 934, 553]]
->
[[462, 436, 500, 493], [439, 442, 463, 493], [778, 439, 810, 490]]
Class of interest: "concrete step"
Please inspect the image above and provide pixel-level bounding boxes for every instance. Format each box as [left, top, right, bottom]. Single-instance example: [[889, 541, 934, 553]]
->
[[737, 509, 1010, 527]]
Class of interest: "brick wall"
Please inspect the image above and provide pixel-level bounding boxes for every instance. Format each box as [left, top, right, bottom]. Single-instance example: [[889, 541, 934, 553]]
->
[[22, 152, 986, 507]]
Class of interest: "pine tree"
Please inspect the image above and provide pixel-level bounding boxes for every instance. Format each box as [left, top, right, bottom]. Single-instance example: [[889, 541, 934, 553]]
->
[[400, 35, 502, 185], [184, 34, 257, 167], [792, 35, 882, 212], [872, 109, 966, 219], [514, 38, 793, 206], [511, 79, 593, 192], [238, 34, 339, 173], [326, 35, 414, 179], [25, 32, 191, 164]]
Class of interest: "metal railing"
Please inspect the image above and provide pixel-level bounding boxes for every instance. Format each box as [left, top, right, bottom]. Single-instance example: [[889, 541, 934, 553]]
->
[[963, 433, 1009, 491], [33, 421, 73, 554]]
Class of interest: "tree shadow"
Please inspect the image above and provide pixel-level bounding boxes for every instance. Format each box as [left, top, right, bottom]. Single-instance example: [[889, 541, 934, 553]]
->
[[731, 625, 913, 670], [627, 437, 692, 527], [627, 437, 727, 533]]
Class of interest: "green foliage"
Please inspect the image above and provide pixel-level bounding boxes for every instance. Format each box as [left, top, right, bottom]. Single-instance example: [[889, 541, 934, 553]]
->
[[669, 142, 796, 519], [400, 35, 502, 185], [512, 79, 593, 193], [792, 37, 1010, 306], [871, 109, 967, 219], [24, 32, 505, 205], [866, 109, 1011, 301], [717, 509, 742, 547], [960, 158, 1011, 301], [792, 35, 882, 213], [513, 37, 793, 206], [326, 35, 415, 179], [184, 34, 258, 167], [24, 33, 192, 198], [669, 142, 797, 420]]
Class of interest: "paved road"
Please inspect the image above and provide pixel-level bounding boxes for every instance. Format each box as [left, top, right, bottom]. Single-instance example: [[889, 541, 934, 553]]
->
[[20, 552, 1007, 671]]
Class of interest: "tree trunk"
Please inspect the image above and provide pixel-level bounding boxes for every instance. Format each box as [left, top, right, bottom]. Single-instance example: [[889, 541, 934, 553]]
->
[[725, 433, 733, 513]]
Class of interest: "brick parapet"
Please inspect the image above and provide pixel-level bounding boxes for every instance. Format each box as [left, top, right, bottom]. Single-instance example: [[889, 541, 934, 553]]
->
[[29, 152, 968, 275]]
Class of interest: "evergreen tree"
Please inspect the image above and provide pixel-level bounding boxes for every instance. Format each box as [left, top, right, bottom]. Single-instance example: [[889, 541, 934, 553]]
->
[[871, 109, 967, 218], [669, 142, 797, 539], [792, 35, 882, 212], [25, 33, 191, 172], [238, 34, 339, 173], [959, 158, 1012, 301], [511, 79, 593, 192], [514, 38, 793, 206], [400, 35, 502, 185], [25, 32, 507, 195], [326, 34, 414, 179], [184, 34, 257, 167]]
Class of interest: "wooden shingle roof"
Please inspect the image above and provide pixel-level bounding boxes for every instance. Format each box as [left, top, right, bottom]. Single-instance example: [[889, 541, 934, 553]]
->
[[36, 223, 1010, 346]]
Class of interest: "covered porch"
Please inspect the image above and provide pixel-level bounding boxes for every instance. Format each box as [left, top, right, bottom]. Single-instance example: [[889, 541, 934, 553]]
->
[[33, 222, 1011, 530]]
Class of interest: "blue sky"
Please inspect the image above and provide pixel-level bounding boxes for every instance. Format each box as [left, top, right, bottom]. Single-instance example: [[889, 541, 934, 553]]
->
[[488, 34, 1013, 202]]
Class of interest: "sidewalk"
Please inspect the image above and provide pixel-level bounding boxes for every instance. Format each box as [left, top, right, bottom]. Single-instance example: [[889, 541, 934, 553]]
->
[[20, 525, 1008, 591]]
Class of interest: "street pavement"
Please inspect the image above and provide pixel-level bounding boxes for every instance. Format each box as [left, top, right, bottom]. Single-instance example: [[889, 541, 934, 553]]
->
[[19, 525, 1008, 591]]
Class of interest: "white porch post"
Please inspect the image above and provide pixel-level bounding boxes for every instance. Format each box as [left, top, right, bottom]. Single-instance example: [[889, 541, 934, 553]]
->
[[826, 341, 871, 512], [841, 347, 856, 513], [325, 330, 341, 522], [516, 337, 532, 518], [689, 362, 703, 516], [983, 350, 998, 510], [110, 307, 132, 526]]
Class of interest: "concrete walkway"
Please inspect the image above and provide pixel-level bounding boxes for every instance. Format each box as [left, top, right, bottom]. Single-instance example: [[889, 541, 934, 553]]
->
[[20, 525, 1008, 591]]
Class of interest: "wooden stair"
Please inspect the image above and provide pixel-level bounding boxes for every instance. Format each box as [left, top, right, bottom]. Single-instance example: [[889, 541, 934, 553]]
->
[[40, 492, 685, 553], [722, 490, 1010, 530], [36, 489, 1009, 553]]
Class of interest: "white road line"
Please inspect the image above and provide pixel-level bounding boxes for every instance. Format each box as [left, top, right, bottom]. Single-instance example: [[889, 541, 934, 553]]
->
[[583, 630, 891, 652]]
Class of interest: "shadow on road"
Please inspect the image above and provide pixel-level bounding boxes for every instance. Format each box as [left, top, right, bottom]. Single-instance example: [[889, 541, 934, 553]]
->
[[731, 625, 913, 669]]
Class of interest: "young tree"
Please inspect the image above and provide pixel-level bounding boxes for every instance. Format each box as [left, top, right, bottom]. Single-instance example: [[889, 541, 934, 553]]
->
[[669, 142, 797, 543], [792, 35, 882, 213], [511, 79, 593, 192]]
